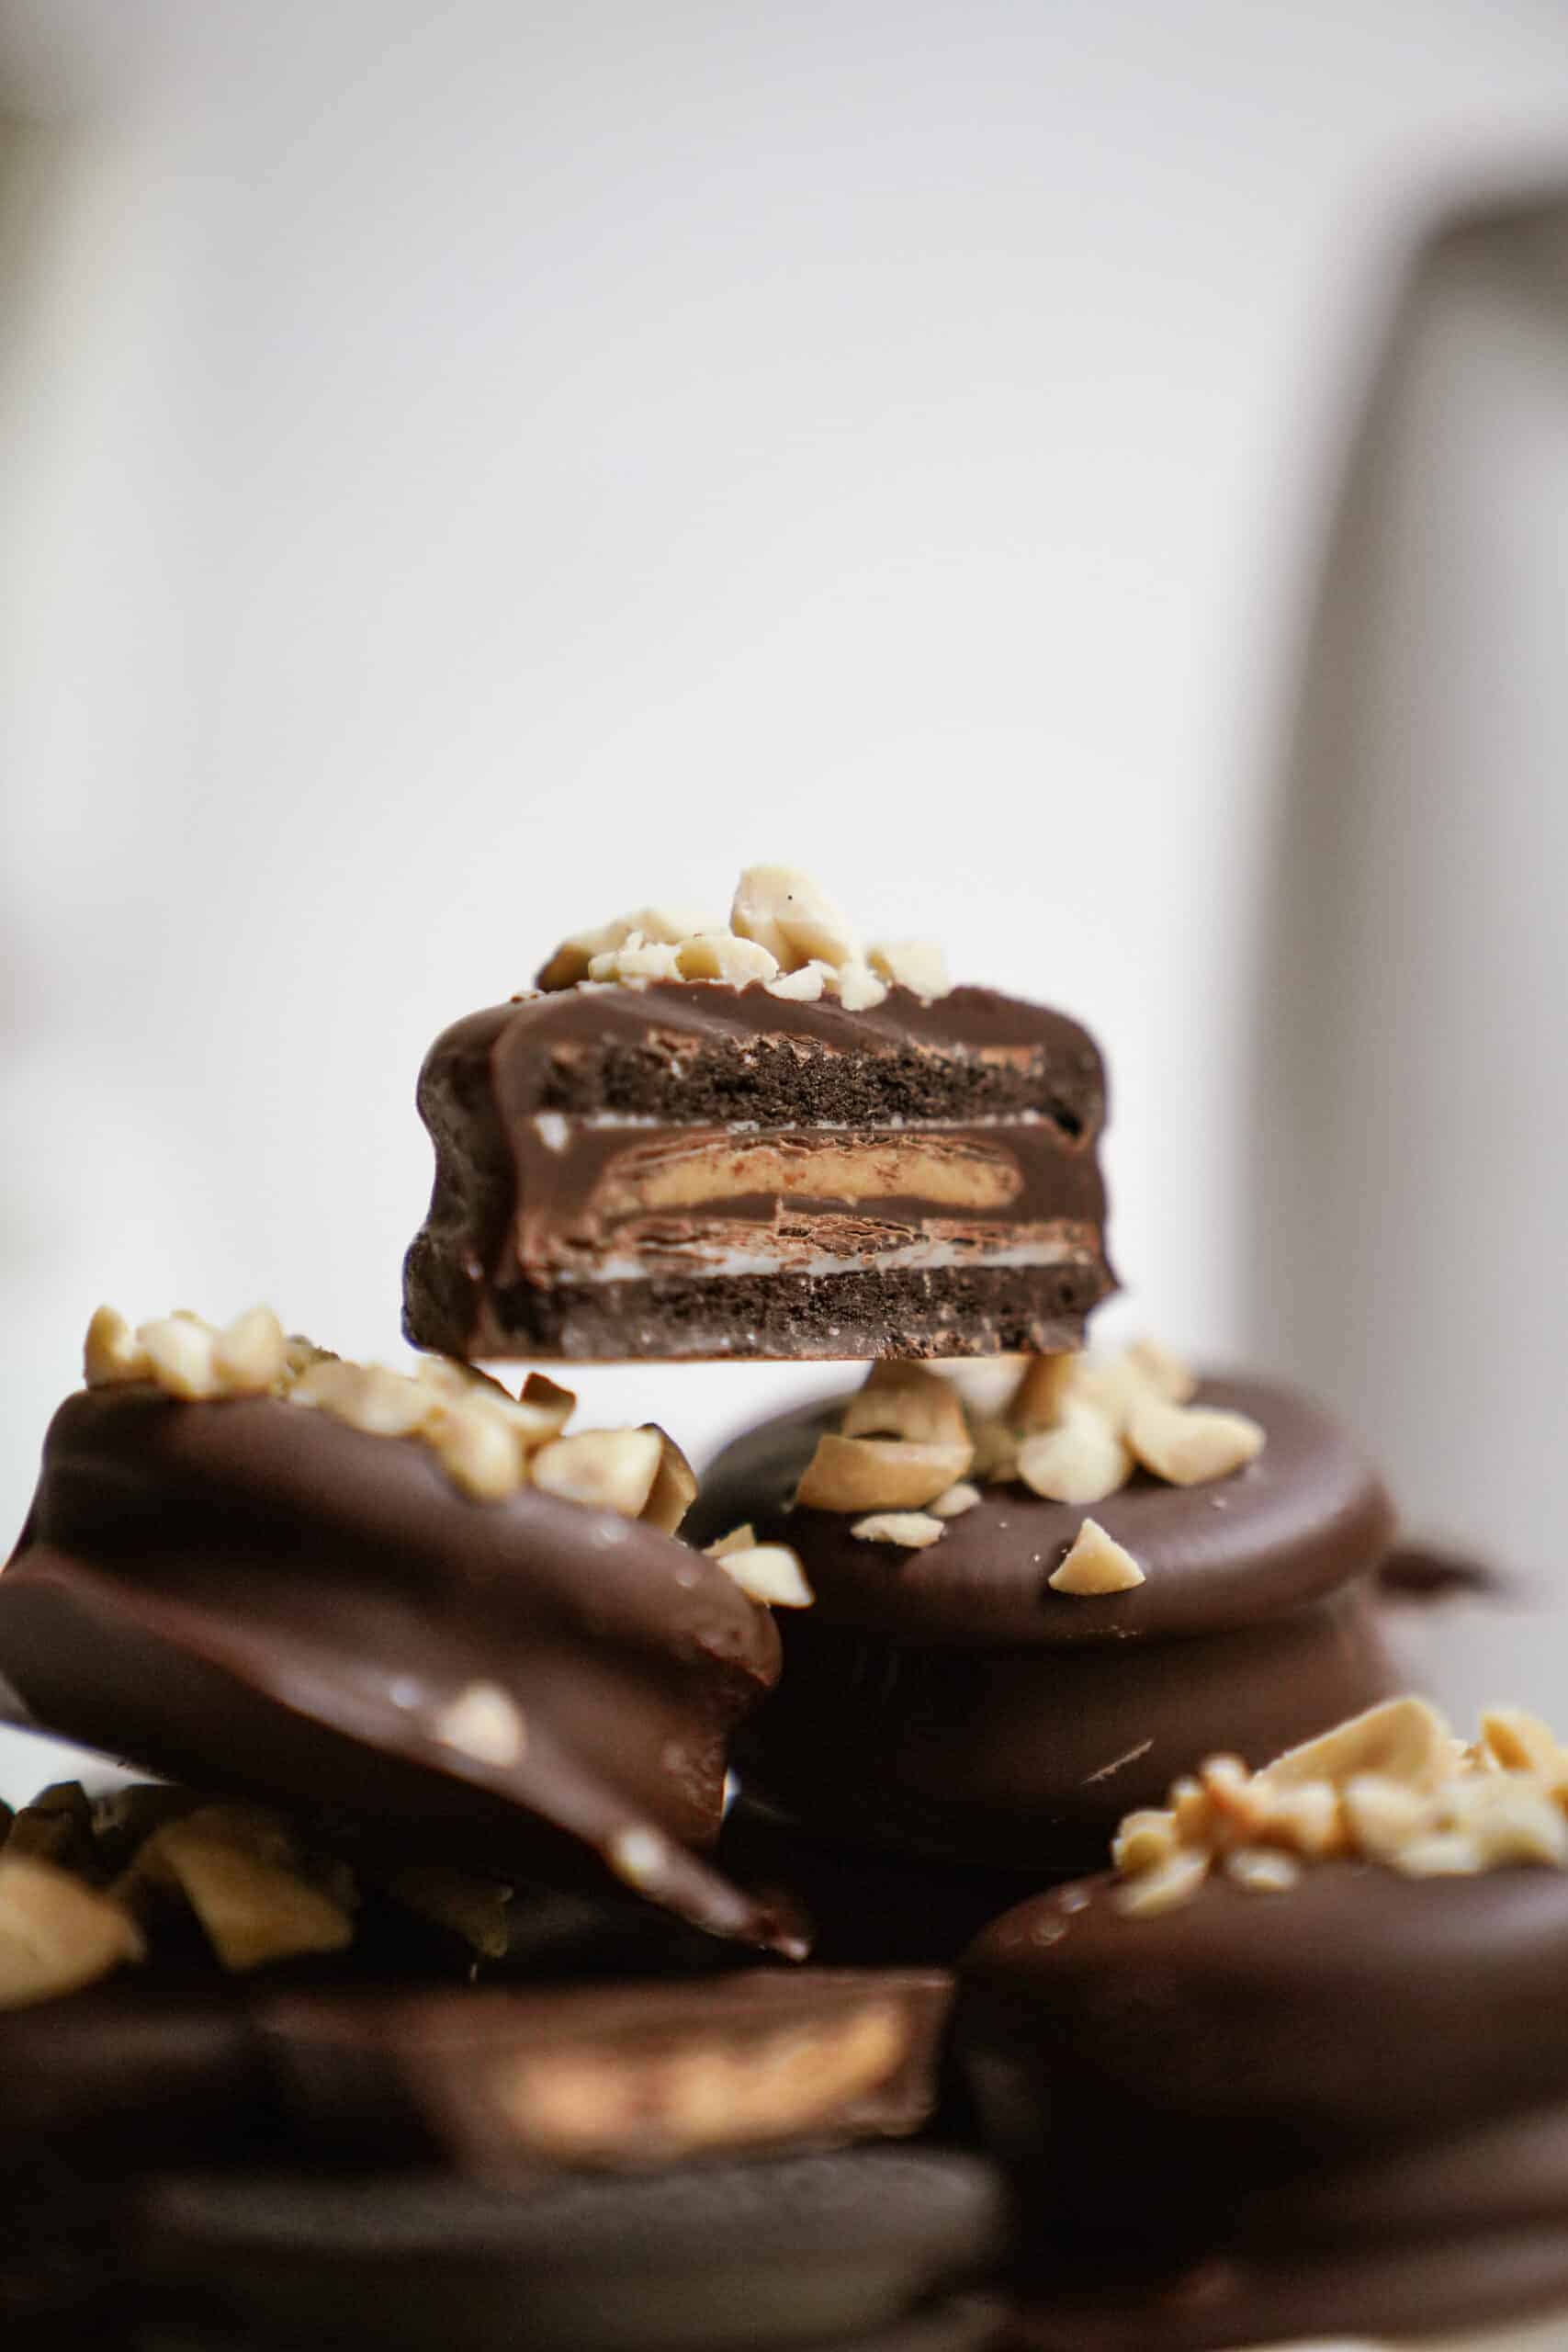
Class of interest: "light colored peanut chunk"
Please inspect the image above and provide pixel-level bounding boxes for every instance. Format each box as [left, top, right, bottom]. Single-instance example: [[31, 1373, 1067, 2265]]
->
[[714, 1542, 816, 1607], [1017, 1407, 1132, 1507], [146, 1811, 354, 1973], [833, 964, 889, 1012], [1127, 1397, 1265, 1487], [1009, 1351, 1078, 1434], [675, 933, 780, 984], [533, 1426, 664, 1519], [1122, 1338, 1198, 1404], [1224, 1848, 1302, 1894], [795, 1431, 972, 1513], [430, 1403, 526, 1500], [638, 1426, 698, 1534], [765, 964, 828, 1002], [138, 1315, 222, 1400], [841, 1363, 973, 1455], [1048, 1516, 1145, 1595], [730, 865, 863, 972], [1261, 1697, 1455, 1796], [850, 1511, 945, 1549], [1481, 1708, 1565, 1780], [1111, 1809, 1179, 1875], [929, 1481, 981, 1520], [867, 939, 951, 999], [84, 1305, 151, 1388], [0, 1857, 144, 2009], [211, 1305, 288, 1394]]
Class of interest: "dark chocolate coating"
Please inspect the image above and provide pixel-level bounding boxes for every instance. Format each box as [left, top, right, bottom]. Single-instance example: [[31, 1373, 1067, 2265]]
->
[[719, 1797, 1046, 1967], [738, 1587, 1395, 1868], [692, 1375, 1395, 1647], [998, 2231, 1568, 2349], [0, 1388, 789, 1951], [961, 1860, 1568, 2154], [138, 2149, 1010, 2352], [403, 980, 1114, 1363], [257, 1968, 953, 2171]]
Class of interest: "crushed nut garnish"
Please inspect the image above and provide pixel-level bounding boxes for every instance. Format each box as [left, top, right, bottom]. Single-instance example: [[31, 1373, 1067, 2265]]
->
[[793, 1338, 1263, 1556], [77, 1306, 700, 1532], [850, 1511, 945, 1549], [704, 1530, 815, 1607], [1110, 1698, 1568, 1917], [1048, 1518, 1145, 1595], [534, 865, 953, 1005]]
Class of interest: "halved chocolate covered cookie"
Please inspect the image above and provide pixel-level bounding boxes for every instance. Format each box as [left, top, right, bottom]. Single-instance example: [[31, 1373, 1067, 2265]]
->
[[403, 867, 1113, 1362]]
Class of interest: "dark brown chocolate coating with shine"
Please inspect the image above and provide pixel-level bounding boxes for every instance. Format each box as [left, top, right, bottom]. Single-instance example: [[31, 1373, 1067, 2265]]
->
[[963, 1860, 1568, 2151], [0, 1388, 788, 1951], [693, 1374, 1395, 1648], [958, 1861, 1568, 2340], [404, 979, 1114, 1363], [739, 1585, 1395, 1868]]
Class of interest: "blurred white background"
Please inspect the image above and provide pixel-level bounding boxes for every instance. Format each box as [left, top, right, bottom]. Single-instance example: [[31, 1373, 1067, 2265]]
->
[[4, 0, 1568, 1633]]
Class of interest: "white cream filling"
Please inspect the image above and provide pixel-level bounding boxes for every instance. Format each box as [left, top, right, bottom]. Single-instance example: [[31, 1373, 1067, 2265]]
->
[[555, 1235, 1091, 1284]]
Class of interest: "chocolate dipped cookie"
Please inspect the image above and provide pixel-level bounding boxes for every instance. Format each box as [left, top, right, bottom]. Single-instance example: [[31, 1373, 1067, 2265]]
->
[[691, 1347, 1397, 1871], [958, 1697, 1568, 2349], [403, 866, 1113, 1362], [0, 1307, 793, 1953]]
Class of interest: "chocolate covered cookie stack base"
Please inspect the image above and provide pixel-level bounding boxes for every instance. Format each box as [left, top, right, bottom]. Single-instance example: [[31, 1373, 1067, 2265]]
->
[[0, 864, 1545, 2349]]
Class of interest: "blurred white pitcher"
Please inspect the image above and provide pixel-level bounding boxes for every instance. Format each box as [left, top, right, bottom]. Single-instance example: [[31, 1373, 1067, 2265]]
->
[[1244, 185, 1568, 1714]]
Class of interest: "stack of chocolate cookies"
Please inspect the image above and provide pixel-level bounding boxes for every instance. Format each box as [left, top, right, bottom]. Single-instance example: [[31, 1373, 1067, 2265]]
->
[[2, 865, 1566, 2352]]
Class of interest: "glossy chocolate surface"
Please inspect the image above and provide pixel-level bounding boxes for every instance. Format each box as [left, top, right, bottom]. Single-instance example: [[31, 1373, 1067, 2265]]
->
[[0, 1388, 787, 1951], [739, 1587, 1395, 1867], [404, 981, 1114, 1362], [962, 1860, 1568, 2151], [260, 1967, 953, 2171], [693, 1374, 1395, 1647]]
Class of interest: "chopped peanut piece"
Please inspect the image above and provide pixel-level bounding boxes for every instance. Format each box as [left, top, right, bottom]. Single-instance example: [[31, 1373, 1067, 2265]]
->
[[841, 1363, 973, 1454], [714, 1543, 816, 1607], [84, 1305, 151, 1388], [1127, 1397, 1265, 1487], [1048, 1517, 1145, 1596], [795, 1431, 973, 1514], [1009, 1351, 1078, 1434], [867, 939, 951, 999], [1016, 1408, 1132, 1507], [638, 1427, 698, 1535], [929, 1481, 981, 1520], [533, 1427, 665, 1520], [850, 1511, 945, 1549]]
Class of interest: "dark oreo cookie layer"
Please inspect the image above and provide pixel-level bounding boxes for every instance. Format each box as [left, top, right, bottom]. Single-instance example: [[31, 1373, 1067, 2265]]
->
[[0, 1387, 788, 1951], [139, 2149, 1010, 2351]]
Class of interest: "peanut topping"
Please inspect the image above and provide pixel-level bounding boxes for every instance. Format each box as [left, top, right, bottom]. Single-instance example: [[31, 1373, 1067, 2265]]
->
[[704, 1530, 815, 1608], [1048, 1518, 1145, 1595], [1111, 1698, 1568, 1917], [803, 1336, 1263, 1557], [534, 865, 953, 1004], [850, 1511, 946, 1550], [76, 1306, 697, 1532]]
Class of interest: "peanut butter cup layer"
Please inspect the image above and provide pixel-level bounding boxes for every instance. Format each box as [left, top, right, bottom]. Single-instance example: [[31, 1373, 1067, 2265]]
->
[[403, 868, 1112, 1362]]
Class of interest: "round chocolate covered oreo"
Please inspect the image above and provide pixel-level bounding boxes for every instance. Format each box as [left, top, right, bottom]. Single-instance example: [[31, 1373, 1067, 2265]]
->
[[138, 2149, 1010, 2351], [693, 1375, 1393, 1649], [0, 1385, 787, 1951]]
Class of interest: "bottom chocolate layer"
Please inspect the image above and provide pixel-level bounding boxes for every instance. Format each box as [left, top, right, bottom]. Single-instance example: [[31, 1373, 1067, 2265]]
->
[[425, 1261, 1106, 1361], [138, 2150, 1010, 2351], [741, 1587, 1395, 1868]]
